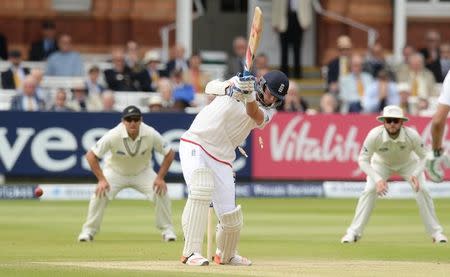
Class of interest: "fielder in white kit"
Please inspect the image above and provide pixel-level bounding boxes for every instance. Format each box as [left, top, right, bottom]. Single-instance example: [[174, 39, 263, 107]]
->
[[426, 70, 450, 182], [179, 70, 289, 266], [77, 105, 177, 242], [341, 105, 447, 243]]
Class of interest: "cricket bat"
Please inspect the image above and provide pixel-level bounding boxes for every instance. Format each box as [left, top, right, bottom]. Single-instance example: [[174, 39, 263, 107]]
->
[[205, 7, 263, 95]]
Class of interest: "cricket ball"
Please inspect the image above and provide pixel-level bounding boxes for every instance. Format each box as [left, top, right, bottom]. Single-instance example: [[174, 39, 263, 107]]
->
[[34, 187, 43, 198]]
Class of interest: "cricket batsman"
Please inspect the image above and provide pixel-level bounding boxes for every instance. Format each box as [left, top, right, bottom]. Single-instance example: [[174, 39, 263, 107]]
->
[[179, 70, 289, 266], [341, 105, 447, 243]]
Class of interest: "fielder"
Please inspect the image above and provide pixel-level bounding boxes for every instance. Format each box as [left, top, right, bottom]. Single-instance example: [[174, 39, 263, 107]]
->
[[179, 70, 289, 266], [341, 105, 447, 243], [426, 70, 450, 182], [77, 105, 177, 242]]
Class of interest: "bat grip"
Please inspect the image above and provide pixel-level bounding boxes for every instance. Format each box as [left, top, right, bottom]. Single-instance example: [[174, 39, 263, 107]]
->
[[243, 70, 252, 77]]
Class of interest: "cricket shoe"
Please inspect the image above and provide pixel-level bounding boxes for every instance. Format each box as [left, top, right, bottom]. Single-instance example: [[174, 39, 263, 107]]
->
[[214, 254, 252, 266], [432, 233, 448, 243], [181, 253, 209, 266], [77, 233, 94, 242], [341, 232, 360, 243], [162, 229, 177, 242]]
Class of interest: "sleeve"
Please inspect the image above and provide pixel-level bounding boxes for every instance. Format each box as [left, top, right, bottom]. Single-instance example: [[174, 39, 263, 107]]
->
[[91, 132, 111, 159], [256, 107, 276, 129], [358, 130, 383, 182], [438, 71, 450, 106], [151, 128, 171, 156], [410, 129, 428, 177]]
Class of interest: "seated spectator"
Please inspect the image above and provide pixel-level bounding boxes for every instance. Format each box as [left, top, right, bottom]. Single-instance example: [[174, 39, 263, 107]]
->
[[282, 81, 309, 112], [0, 32, 7, 60], [417, 97, 431, 116], [255, 53, 270, 78], [137, 49, 163, 92], [157, 78, 174, 109], [101, 90, 118, 112], [85, 65, 105, 95], [319, 93, 339, 114], [397, 82, 413, 115], [104, 48, 138, 91], [393, 45, 415, 74], [420, 29, 441, 68], [363, 42, 396, 80], [46, 34, 84, 76], [183, 53, 211, 93], [165, 44, 189, 77], [427, 42, 450, 83], [1, 50, 30, 90], [363, 69, 399, 113], [29, 20, 58, 61], [396, 52, 436, 98], [327, 35, 353, 93], [339, 54, 373, 113], [147, 95, 164, 112], [10, 76, 46, 111], [125, 40, 144, 73], [226, 36, 247, 78], [48, 88, 74, 112], [66, 82, 102, 112], [29, 68, 48, 102], [171, 70, 194, 111]]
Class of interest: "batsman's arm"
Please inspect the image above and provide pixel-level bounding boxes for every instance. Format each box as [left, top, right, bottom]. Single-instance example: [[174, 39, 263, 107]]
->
[[431, 104, 450, 153], [246, 99, 264, 126]]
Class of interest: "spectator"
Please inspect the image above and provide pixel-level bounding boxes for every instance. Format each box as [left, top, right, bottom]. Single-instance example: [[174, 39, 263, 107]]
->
[[396, 53, 436, 98], [171, 70, 194, 111], [29, 68, 48, 102], [157, 78, 174, 110], [363, 42, 396, 80], [101, 90, 118, 112], [427, 42, 450, 83], [104, 48, 137, 91], [46, 34, 84, 76], [226, 36, 247, 78], [272, 0, 312, 78], [67, 82, 102, 112], [29, 20, 58, 61], [394, 45, 415, 75], [165, 44, 189, 77], [397, 82, 413, 115], [282, 81, 309, 112], [339, 54, 373, 113], [10, 76, 45, 111], [85, 65, 105, 95], [147, 95, 164, 112], [419, 29, 441, 67], [327, 35, 353, 93], [319, 93, 338, 114], [255, 53, 270, 78], [137, 49, 163, 92], [0, 32, 7, 60], [1, 50, 30, 90], [183, 53, 211, 93], [48, 89, 74, 112], [125, 40, 143, 73], [363, 69, 399, 113]]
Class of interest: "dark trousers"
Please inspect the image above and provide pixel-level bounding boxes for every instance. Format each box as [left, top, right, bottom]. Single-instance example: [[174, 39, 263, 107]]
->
[[279, 11, 303, 78]]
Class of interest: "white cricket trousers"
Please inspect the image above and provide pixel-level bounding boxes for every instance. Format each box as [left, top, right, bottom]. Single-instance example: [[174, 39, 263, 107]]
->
[[80, 167, 174, 236], [347, 160, 444, 238], [179, 140, 236, 216]]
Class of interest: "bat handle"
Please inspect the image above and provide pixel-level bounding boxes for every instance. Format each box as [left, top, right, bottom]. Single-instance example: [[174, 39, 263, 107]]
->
[[243, 70, 252, 77]]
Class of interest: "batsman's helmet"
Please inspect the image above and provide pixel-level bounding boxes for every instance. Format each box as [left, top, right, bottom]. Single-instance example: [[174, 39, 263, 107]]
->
[[256, 70, 289, 108]]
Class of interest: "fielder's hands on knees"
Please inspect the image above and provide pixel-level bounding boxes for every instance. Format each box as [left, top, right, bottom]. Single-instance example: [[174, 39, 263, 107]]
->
[[153, 177, 167, 196], [96, 179, 110, 198], [410, 176, 420, 192], [376, 180, 388, 196]]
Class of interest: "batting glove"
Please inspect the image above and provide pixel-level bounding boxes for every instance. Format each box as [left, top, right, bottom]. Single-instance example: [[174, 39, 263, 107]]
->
[[425, 149, 449, 183], [235, 74, 256, 94]]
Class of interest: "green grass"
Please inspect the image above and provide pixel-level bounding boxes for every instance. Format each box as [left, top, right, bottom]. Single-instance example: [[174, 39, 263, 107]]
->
[[1, 198, 450, 276]]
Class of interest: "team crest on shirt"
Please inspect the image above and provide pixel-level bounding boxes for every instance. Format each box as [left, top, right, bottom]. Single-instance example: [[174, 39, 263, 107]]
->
[[399, 145, 406, 150], [116, 150, 126, 155], [378, 147, 389, 152]]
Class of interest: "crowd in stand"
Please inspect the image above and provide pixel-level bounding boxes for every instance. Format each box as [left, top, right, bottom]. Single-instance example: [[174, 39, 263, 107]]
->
[[0, 20, 448, 116]]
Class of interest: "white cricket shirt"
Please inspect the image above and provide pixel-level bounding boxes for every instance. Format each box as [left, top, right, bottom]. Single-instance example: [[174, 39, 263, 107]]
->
[[91, 122, 171, 176], [438, 70, 450, 106], [358, 125, 427, 182], [182, 92, 275, 164]]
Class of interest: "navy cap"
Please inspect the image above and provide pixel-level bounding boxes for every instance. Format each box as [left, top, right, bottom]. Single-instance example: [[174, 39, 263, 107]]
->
[[122, 105, 142, 118], [262, 70, 289, 100]]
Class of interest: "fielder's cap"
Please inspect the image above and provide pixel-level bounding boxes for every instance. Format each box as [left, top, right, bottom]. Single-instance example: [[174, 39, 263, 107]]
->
[[262, 70, 289, 100], [143, 49, 161, 64], [337, 35, 352, 49], [122, 105, 142, 118], [376, 105, 409, 122]]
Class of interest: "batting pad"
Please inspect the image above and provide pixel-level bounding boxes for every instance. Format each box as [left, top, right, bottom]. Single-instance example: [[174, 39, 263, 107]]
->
[[216, 205, 243, 263], [182, 168, 215, 257], [205, 79, 229, 95]]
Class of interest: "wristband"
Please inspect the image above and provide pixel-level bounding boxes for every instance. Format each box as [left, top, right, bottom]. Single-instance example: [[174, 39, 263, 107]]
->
[[434, 148, 443, 157]]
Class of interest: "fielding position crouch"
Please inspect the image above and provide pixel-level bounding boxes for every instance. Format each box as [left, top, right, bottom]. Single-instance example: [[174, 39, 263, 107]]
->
[[341, 105, 447, 243], [77, 106, 177, 242], [179, 70, 289, 266]]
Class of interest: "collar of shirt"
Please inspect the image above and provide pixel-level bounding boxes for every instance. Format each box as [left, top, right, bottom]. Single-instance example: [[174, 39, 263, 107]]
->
[[120, 122, 143, 140], [382, 127, 405, 143]]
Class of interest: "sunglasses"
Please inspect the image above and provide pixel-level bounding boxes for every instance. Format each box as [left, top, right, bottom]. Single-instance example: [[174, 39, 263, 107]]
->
[[385, 118, 400, 124], [124, 117, 141, 123]]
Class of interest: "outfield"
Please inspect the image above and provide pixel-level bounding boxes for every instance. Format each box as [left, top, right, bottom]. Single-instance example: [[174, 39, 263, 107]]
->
[[1, 198, 450, 276]]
